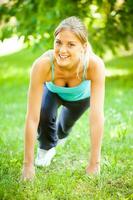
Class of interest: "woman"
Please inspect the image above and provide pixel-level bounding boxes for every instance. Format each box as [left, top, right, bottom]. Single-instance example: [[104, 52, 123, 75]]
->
[[22, 16, 105, 180]]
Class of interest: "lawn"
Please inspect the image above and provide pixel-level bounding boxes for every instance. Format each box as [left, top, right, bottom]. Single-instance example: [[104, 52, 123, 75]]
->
[[0, 48, 133, 200]]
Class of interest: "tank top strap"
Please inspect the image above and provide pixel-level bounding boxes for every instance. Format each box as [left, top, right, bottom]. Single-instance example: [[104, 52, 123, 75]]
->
[[82, 59, 88, 81], [49, 53, 54, 82]]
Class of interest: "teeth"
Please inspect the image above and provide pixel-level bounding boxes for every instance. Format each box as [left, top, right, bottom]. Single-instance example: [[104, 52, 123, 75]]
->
[[59, 55, 68, 59]]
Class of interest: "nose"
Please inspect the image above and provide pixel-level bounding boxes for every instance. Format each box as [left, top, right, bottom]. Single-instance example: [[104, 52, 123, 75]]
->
[[59, 45, 67, 54]]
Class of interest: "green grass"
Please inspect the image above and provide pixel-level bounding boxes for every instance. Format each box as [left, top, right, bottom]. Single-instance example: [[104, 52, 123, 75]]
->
[[0, 48, 133, 200]]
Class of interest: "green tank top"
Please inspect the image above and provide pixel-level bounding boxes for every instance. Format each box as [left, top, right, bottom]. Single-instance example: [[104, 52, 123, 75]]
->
[[46, 54, 91, 101]]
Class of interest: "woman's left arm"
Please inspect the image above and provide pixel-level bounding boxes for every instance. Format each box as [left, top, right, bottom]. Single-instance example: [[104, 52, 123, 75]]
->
[[86, 57, 105, 175]]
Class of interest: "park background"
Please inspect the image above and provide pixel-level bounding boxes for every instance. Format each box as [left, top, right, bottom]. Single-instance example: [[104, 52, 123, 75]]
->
[[0, 0, 133, 199]]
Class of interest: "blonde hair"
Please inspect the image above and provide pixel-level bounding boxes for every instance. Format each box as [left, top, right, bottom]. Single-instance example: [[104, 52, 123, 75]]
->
[[54, 16, 88, 45], [54, 16, 92, 80]]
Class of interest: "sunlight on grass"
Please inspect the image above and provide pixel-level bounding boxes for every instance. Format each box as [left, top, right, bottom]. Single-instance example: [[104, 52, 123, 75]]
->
[[106, 68, 131, 77], [1, 67, 30, 79]]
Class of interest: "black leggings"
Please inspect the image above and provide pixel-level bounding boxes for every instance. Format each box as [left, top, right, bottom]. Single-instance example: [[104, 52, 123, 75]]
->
[[37, 84, 90, 150]]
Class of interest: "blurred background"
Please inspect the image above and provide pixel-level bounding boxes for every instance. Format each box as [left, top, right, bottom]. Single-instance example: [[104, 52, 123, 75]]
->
[[0, 0, 133, 58]]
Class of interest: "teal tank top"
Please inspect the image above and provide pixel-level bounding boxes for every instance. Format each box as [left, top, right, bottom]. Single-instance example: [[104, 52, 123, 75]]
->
[[46, 54, 91, 101]]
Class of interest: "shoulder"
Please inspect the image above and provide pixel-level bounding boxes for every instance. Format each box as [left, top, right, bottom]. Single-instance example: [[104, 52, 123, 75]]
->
[[33, 49, 53, 67], [30, 50, 52, 82], [88, 53, 105, 82], [38, 49, 54, 59]]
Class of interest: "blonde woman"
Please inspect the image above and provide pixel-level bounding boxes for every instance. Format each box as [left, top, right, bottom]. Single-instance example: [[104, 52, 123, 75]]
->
[[22, 16, 105, 180]]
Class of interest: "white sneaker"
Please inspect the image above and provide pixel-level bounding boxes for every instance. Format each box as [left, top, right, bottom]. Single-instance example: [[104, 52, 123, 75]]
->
[[35, 147, 56, 167], [57, 138, 67, 146]]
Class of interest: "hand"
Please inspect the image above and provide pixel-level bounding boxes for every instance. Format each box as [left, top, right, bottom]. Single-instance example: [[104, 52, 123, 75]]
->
[[86, 162, 100, 176], [21, 163, 35, 181]]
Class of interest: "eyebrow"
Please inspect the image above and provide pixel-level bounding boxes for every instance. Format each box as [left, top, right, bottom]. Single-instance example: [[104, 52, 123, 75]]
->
[[55, 39, 76, 43]]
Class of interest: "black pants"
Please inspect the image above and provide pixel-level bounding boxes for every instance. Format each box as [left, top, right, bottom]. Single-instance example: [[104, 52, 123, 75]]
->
[[37, 84, 90, 150]]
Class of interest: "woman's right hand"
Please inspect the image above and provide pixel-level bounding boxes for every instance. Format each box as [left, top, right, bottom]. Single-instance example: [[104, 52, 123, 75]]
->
[[22, 164, 35, 181]]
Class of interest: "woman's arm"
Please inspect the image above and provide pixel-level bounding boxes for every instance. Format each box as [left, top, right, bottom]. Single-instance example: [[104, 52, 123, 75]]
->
[[86, 56, 105, 175], [22, 58, 50, 180]]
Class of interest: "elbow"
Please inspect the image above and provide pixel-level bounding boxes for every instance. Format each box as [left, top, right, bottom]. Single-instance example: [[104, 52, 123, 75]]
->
[[90, 112, 104, 125], [25, 113, 40, 125]]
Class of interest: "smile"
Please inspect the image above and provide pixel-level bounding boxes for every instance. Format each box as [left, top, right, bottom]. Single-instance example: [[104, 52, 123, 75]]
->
[[59, 55, 69, 59]]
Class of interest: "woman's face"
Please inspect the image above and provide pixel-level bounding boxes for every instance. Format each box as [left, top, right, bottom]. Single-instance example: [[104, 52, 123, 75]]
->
[[54, 29, 86, 68]]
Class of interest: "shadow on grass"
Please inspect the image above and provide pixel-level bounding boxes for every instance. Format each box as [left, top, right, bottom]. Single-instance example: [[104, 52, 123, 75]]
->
[[106, 73, 133, 88], [106, 54, 133, 70]]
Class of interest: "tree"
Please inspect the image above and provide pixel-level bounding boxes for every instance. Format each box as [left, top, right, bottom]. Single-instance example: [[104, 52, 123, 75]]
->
[[0, 0, 133, 55]]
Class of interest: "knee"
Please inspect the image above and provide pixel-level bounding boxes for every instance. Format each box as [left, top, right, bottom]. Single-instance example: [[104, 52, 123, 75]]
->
[[58, 121, 73, 133], [40, 108, 56, 123]]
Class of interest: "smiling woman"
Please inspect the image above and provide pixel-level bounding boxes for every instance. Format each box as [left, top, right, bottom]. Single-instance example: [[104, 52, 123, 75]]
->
[[22, 16, 105, 180], [54, 30, 82, 68]]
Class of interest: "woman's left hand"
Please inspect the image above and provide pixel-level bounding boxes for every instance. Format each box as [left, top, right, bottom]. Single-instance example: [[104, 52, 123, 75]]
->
[[86, 162, 100, 176]]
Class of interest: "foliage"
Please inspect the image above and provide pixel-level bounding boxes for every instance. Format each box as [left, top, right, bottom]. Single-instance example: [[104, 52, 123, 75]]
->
[[0, 0, 133, 55], [0, 48, 133, 199]]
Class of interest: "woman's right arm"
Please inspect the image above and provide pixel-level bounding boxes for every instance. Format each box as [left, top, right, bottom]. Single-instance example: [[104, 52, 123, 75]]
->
[[22, 58, 49, 180]]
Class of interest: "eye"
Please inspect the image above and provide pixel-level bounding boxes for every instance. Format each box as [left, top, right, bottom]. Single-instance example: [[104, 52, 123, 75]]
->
[[68, 43, 75, 47], [55, 40, 61, 45]]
